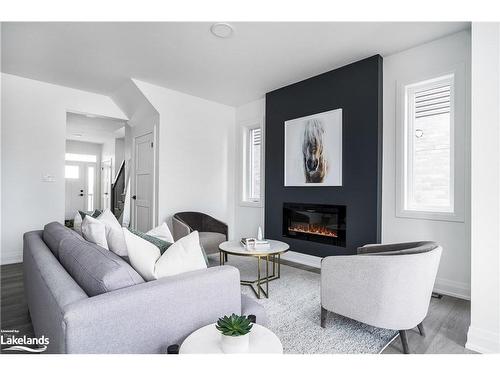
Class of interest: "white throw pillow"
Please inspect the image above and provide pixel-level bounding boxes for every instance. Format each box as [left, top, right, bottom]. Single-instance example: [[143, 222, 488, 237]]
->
[[123, 228, 161, 281], [154, 231, 207, 279], [123, 229, 207, 281], [81, 215, 109, 249], [146, 222, 174, 243], [73, 211, 83, 235], [98, 208, 128, 256]]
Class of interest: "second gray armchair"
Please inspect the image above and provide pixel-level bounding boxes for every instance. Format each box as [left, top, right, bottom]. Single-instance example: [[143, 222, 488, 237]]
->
[[172, 211, 228, 255], [320, 241, 442, 354]]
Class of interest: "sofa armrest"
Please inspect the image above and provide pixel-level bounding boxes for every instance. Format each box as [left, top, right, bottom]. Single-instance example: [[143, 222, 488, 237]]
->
[[62, 265, 242, 353]]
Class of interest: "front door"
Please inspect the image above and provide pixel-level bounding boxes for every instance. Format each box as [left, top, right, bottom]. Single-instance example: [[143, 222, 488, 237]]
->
[[65, 162, 96, 219], [133, 132, 154, 232]]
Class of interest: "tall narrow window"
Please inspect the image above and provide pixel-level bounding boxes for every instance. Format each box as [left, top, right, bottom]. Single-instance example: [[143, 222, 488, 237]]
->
[[402, 74, 455, 215], [242, 126, 262, 204]]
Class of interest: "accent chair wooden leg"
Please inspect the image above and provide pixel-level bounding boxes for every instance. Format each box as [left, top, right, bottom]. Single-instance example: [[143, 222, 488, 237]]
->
[[399, 330, 410, 354], [320, 307, 328, 328], [417, 322, 425, 337]]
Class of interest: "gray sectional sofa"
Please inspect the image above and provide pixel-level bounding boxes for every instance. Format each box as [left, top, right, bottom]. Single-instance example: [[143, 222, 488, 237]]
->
[[23, 222, 267, 353]]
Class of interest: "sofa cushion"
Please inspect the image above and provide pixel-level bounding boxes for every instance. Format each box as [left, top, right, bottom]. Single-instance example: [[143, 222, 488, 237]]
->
[[199, 232, 226, 254], [58, 235, 144, 296], [43, 221, 83, 258]]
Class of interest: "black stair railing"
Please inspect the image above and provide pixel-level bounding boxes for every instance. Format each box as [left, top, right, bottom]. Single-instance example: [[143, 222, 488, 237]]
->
[[111, 160, 126, 219]]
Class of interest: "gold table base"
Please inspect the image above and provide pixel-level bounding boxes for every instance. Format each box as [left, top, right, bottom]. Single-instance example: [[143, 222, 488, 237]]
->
[[219, 251, 281, 299]]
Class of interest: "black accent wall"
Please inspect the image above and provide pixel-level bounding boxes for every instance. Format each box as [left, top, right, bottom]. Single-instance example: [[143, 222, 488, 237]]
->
[[264, 55, 383, 257]]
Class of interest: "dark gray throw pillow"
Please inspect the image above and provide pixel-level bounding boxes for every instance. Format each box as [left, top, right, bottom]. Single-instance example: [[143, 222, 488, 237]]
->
[[78, 209, 102, 220]]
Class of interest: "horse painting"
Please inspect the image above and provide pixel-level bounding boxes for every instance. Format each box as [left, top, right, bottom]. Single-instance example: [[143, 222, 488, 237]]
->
[[302, 119, 327, 183]]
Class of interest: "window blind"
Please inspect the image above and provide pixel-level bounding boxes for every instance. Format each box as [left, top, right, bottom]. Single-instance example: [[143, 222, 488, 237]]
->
[[414, 84, 451, 119]]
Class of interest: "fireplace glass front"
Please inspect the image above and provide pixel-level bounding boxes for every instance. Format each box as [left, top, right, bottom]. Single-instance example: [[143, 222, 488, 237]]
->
[[283, 203, 346, 247]]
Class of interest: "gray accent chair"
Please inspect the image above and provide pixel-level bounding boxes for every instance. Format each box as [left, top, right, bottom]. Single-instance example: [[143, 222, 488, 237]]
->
[[172, 212, 228, 256], [23, 222, 268, 353], [320, 241, 442, 354]]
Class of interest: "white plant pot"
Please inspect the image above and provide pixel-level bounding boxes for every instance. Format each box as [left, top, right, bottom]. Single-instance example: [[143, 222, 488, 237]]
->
[[220, 333, 250, 354]]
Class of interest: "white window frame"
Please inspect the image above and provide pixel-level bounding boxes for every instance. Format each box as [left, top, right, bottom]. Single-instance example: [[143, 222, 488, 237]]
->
[[396, 65, 466, 222], [240, 120, 263, 207]]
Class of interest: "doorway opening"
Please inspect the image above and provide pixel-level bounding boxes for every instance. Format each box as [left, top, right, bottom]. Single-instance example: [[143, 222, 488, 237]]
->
[[64, 111, 127, 226]]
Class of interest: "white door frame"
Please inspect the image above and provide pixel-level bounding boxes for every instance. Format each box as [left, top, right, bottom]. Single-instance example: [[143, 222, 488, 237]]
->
[[101, 159, 112, 211], [131, 124, 159, 230]]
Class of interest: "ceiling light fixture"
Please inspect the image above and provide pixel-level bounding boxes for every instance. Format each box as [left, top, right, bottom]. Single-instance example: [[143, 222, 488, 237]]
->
[[210, 23, 234, 39]]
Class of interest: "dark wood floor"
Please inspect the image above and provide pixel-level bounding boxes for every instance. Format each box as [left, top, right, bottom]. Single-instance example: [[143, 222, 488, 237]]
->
[[1, 261, 474, 354], [1, 263, 34, 339]]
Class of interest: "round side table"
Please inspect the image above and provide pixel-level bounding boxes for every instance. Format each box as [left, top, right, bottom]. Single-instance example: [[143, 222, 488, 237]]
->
[[218, 240, 289, 299], [179, 323, 283, 354]]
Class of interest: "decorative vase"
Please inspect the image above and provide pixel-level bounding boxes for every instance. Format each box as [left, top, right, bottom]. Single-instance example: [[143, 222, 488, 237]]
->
[[220, 333, 250, 353], [257, 226, 263, 241]]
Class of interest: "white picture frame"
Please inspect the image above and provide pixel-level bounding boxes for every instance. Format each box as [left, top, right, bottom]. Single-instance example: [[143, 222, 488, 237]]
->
[[284, 108, 343, 187]]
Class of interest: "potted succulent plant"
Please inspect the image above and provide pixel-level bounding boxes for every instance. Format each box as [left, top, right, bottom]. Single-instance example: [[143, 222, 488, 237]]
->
[[215, 313, 253, 353]]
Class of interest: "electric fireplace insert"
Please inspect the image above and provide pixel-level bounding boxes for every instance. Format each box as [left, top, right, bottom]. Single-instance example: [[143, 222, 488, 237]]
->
[[283, 202, 346, 247]]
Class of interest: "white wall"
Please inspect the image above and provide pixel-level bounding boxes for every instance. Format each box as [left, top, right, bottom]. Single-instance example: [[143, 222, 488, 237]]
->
[[382, 31, 471, 299], [101, 138, 115, 173], [466, 22, 500, 354], [1, 73, 127, 264], [233, 98, 265, 240], [134, 80, 236, 235]]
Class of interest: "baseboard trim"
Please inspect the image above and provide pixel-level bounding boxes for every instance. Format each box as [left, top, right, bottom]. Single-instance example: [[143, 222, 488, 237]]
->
[[0, 252, 23, 266], [281, 251, 322, 268], [466, 326, 500, 353], [434, 277, 471, 300]]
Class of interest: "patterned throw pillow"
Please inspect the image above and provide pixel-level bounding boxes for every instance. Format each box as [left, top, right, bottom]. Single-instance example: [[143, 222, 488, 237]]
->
[[78, 209, 102, 220], [128, 228, 172, 255]]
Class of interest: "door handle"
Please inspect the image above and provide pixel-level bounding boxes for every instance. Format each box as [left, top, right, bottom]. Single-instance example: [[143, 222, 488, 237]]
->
[[132, 195, 137, 200]]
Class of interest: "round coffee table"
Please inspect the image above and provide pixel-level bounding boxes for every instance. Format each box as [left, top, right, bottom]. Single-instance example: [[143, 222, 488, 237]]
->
[[219, 240, 289, 299], [179, 323, 283, 354]]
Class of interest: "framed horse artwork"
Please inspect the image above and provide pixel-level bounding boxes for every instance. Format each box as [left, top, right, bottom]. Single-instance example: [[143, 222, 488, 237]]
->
[[284, 108, 343, 187]]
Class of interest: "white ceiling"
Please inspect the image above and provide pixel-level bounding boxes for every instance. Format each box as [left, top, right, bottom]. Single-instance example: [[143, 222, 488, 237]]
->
[[66, 112, 125, 144], [2, 22, 469, 106]]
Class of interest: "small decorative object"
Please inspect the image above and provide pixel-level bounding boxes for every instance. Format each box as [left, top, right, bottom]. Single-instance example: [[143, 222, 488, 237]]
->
[[257, 226, 263, 241], [284, 108, 343, 186], [216, 313, 253, 353], [241, 237, 256, 249]]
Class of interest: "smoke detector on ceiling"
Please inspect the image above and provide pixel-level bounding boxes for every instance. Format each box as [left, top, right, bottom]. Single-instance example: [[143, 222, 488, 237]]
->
[[210, 23, 234, 39]]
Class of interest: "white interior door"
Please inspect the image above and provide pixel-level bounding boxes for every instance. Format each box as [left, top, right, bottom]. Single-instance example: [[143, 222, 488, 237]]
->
[[65, 163, 85, 219], [133, 132, 154, 232], [101, 160, 112, 211]]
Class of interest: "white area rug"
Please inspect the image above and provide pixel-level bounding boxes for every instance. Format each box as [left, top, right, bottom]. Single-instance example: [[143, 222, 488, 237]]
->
[[209, 255, 398, 354]]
